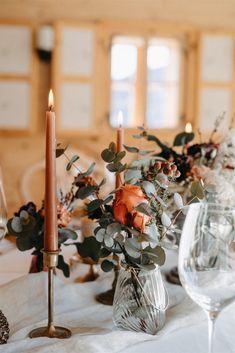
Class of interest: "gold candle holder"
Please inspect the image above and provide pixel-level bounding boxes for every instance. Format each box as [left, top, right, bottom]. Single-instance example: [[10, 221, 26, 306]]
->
[[29, 250, 72, 339]]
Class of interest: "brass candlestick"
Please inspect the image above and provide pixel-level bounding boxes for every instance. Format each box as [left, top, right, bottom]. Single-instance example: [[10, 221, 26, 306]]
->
[[29, 250, 72, 339]]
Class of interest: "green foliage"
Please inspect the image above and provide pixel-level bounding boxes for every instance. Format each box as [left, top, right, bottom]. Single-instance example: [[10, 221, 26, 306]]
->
[[134, 203, 153, 217], [56, 145, 68, 158], [75, 236, 101, 262], [101, 259, 116, 272], [143, 246, 166, 266], [7, 203, 77, 278], [101, 149, 116, 163], [66, 155, 79, 171], [173, 132, 195, 146], [84, 162, 96, 176], [57, 255, 70, 278], [75, 185, 97, 199]]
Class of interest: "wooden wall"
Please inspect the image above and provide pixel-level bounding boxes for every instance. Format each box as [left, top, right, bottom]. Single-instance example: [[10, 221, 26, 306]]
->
[[0, 0, 234, 215]]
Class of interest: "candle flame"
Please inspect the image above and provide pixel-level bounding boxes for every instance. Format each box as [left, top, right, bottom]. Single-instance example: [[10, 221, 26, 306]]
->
[[117, 110, 123, 127], [48, 89, 54, 110], [185, 122, 192, 133]]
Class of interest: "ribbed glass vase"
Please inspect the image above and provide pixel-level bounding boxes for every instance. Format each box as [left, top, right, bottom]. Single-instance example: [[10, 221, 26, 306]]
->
[[113, 266, 167, 335]]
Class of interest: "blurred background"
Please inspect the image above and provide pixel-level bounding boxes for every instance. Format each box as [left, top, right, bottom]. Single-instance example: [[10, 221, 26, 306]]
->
[[0, 0, 235, 215]]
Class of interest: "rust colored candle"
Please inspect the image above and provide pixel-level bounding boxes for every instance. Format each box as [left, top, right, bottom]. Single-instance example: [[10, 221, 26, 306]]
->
[[116, 111, 124, 189], [44, 89, 58, 252]]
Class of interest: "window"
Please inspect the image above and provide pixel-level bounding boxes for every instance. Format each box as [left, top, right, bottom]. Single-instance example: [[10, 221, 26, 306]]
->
[[110, 36, 142, 128], [110, 35, 183, 129]]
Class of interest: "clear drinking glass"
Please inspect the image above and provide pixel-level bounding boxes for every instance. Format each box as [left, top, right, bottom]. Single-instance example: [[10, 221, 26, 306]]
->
[[178, 203, 235, 353], [0, 172, 7, 243]]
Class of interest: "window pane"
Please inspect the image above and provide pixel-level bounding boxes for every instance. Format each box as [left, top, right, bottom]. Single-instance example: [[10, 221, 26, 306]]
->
[[110, 38, 139, 127], [147, 84, 179, 128], [146, 38, 181, 128], [110, 84, 134, 127]]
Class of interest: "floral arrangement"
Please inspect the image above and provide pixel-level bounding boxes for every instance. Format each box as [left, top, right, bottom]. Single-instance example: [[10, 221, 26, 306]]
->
[[133, 116, 224, 188], [57, 141, 202, 272], [7, 192, 77, 277], [197, 128, 235, 205]]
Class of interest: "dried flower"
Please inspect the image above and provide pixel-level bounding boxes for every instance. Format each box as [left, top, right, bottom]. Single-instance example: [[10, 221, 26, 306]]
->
[[113, 184, 151, 232]]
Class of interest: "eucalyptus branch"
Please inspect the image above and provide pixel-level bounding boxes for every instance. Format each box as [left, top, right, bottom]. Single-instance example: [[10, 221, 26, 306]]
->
[[63, 152, 81, 173], [160, 195, 198, 240]]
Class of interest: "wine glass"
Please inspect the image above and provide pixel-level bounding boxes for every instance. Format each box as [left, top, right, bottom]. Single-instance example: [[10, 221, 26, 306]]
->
[[178, 202, 235, 353], [0, 171, 7, 244]]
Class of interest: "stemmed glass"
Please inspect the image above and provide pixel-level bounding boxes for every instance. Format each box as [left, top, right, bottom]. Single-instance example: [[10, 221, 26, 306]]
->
[[0, 170, 7, 244], [178, 203, 235, 353]]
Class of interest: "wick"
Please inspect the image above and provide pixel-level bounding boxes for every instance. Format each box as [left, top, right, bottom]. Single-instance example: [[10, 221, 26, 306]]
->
[[49, 105, 53, 112]]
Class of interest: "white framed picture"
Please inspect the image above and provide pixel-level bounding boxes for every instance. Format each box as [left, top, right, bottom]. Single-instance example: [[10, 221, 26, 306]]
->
[[60, 82, 93, 130], [0, 25, 32, 75], [201, 35, 233, 82], [60, 27, 94, 76], [199, 87, 231, 132], [0, 80, 31, 129]]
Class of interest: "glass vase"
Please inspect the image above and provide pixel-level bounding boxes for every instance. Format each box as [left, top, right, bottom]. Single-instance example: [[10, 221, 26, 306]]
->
[[113, 266, 167, 335]]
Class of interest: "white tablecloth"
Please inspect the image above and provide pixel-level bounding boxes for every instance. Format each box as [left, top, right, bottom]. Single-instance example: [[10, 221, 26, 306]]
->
[[0, 239, 235, 353]]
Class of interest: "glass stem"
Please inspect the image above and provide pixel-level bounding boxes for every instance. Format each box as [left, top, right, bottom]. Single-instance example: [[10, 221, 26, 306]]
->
[[206, 311, 218, 353]]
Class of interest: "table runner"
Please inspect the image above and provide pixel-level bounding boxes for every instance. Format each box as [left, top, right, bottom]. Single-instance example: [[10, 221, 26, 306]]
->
[[0, 271, 206, 353]]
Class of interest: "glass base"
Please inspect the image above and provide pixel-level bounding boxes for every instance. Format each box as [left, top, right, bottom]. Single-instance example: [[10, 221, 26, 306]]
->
[[29, 325, 71, 339]]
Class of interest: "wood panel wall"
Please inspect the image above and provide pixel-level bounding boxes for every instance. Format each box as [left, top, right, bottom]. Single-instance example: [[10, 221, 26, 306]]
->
[[0, 0, 233, 215]]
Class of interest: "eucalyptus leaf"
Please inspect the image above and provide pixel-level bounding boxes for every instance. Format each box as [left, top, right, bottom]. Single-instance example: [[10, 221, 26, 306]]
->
[[173, 132, 194, 146], [104, 234, 114, 247], [125, 238, 141, 258], [103, 195, 113, 205], [106, 222, 121, 236], [11, 217, 23, 233], [106, 162, 123, 172], [101, 149, 115, 163], [84, 162, 96, 176], [135, 203, 153, 217], [161, 212, 171, 227], [115, 163, 127, 174], [109, 142, 116, 153], [145, 223, 160, 242], [125, 169, 142, 183], [100, 247, 111, 258], [123, 145, 139, 153], [142, 181, 155, 196], [56, 145, 68, 158], [88, 199, 103, 213], [174, 192, 184, 209], [75, 185, 97, 200], [138, 150, 154, 156], [58, 228, 78, 244], [57, 255, 70, 278], [66, 155, 79, 171], [20, 210, 29, 222], [143, 245, 166, 266], [113, 151, 126, 163], [101, 259, 115, 272], [16, 236, 34, 251], [96, 228, 106, 242], [75, 236, 101, 262]]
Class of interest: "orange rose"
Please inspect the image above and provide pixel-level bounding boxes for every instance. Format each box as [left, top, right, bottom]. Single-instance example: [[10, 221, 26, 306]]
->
[[113, 184, 151, 232]]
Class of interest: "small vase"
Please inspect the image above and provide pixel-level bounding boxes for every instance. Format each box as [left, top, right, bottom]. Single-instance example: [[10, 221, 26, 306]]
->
[[113, 266, 167, 335]]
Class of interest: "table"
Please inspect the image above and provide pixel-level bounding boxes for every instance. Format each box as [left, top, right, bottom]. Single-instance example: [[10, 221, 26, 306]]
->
[[0, 239, 234, 353]]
